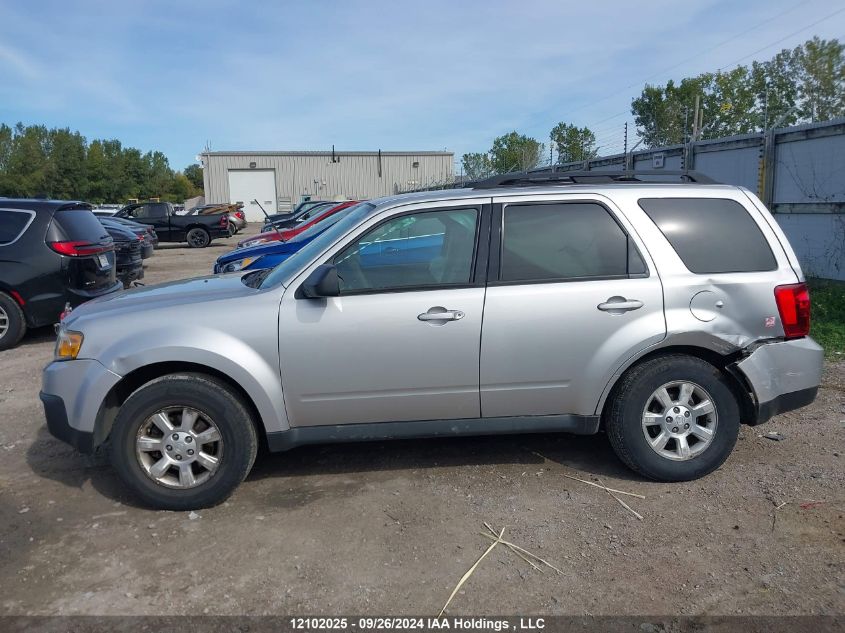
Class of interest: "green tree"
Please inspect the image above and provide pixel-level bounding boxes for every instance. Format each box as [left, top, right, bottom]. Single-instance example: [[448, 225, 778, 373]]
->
[[461, 152, 492, 180], [490, 131, 544, 173], [46, 128, 87, 199], [183, 163, 204, 190], [796, 36, 845, 122], [549, 122, 598, 163], [3, 123, 51, 197]]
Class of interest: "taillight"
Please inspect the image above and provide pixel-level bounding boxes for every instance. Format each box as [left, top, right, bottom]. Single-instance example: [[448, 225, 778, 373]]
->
[[220, 216, 228, 227], [236, 211, 245, 219], [48, 241, 112, 256], [774, 283, 810, 339]]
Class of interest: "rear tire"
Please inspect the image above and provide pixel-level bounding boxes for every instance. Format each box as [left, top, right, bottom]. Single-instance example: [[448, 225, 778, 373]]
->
[[110, 373, 258, 510], [605, 354, 740, 482], [0, 292, 26, 351], [187, 227, 211, 248]]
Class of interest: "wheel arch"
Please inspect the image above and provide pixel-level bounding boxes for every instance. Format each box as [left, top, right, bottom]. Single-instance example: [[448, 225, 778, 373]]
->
[[94, 361, 275, 451], [596, 344, 755, 427]]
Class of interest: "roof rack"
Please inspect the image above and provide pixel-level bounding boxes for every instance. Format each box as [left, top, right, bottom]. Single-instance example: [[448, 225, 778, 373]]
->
[[471, 169, 717, 189]]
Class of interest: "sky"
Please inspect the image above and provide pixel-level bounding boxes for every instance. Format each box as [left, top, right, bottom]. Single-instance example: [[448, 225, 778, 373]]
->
[[1, 0, 844, 171]]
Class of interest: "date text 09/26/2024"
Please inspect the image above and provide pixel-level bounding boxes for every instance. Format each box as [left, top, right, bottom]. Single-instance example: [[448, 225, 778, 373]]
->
[[289, 618, 545, 631]]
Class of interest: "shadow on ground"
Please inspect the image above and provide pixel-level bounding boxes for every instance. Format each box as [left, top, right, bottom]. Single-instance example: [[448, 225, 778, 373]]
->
[[26, 421, 643, 509]]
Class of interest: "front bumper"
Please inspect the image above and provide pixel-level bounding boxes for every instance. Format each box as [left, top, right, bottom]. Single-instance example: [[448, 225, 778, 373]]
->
[[734, 337, 824, 425], [41, 359, 122, 453]]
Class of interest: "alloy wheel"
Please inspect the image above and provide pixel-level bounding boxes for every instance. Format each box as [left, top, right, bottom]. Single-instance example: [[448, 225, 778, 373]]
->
[[0, 306, 8, 339], [641, 381, 718, 461], [135, 406, 223, 488]]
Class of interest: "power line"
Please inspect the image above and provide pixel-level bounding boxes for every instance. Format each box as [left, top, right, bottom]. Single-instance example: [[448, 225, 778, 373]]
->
[[578, 2, 842, 132], [717, 5, 845, 71], [558, 0, 810, 124]]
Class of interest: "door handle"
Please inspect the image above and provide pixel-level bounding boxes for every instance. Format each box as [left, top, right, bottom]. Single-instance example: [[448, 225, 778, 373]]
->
[[597, 297, 644, 313], [418, 307, 465, 322]]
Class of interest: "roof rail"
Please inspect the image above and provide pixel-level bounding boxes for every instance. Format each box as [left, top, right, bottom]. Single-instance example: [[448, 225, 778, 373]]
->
[[471, 169, 718, 189]]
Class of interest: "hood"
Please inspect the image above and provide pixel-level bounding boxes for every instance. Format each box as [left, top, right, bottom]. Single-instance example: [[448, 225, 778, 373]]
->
[[64, 273, 257, 326], [216, 238, 304, 265]]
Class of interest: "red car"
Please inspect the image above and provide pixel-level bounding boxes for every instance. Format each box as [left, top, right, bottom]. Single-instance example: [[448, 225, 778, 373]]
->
[[238, 200, 360, 248]]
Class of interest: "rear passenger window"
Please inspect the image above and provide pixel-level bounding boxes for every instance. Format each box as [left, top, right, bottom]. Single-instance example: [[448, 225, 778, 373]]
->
[[52, 209, 110, 242], [0, 209, 34, 245], [638, 198, 776, 273], [500, 202, 645, 282]]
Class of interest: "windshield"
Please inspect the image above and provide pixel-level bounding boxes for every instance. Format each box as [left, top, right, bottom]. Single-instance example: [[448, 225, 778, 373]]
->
[[260, 202, 375, 289]]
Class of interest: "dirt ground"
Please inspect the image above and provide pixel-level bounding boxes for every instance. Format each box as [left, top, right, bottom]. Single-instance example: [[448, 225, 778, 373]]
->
[[0, 225, 843, 617]]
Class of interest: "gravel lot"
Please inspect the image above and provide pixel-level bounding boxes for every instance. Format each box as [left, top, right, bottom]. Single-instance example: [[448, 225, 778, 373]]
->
[[1, 226, 843, 617]]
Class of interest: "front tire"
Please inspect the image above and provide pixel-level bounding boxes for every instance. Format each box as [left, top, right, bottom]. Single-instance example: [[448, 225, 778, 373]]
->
[[606, 355, 740, 482], [186, 227, 211, 248], [0, 292, 26, 351], [110, 373, 258, 510]]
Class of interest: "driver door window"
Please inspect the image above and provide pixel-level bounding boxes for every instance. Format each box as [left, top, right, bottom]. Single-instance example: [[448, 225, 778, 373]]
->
[[333, 208, 478, 293]]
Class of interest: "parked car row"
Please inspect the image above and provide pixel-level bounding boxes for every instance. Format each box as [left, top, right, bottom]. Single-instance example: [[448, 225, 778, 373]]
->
[[0, 199, 123, 350], [116, 201, 231, 247], [38, 172, 824, 510], [98, 216, 158, 288]]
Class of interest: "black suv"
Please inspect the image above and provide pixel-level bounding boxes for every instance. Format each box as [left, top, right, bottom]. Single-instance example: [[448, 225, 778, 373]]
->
[[0, 199, 122, 350]]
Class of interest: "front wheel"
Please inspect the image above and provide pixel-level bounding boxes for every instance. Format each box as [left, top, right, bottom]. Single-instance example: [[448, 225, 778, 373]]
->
[[110, 373, 258, 510], [186, 227, 211, 248], [605, 355, 740, 482]]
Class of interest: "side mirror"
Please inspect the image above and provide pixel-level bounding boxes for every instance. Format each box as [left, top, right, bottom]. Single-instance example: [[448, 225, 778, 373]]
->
[[300, 264, 340, 298]]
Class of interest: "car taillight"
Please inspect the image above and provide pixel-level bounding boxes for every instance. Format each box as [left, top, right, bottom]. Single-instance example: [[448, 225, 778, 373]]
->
[[220, 216, 228, 227], [774, 283, 810, 339], [48, 240, 111, 256], [236, 211, 244, 219]]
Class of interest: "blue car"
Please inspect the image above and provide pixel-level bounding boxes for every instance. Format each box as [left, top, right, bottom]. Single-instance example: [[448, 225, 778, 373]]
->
[[214, 204, 363, 274], [214, 202, 451, 276]]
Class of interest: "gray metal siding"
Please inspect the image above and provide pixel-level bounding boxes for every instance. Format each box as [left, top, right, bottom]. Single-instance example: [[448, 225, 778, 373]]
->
[[202, 152, 453, 211]]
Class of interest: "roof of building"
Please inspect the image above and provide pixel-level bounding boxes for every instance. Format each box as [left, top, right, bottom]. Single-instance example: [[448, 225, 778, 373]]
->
[[201, 150, 453, 157]]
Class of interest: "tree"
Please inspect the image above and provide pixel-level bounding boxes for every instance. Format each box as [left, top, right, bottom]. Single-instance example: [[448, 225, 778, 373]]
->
[[46, 128, 87, 199], [461, 152, 492, 180], [489, 131, 544, 173], [183, 163, 204, 190], [796, 37, 845, 122], [549, 122, 598, 163], [632, 37, 845, 146]]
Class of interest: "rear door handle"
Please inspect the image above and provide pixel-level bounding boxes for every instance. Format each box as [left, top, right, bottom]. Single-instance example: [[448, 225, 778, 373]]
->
[[418, 307, 465, 322], [597, 297, 644, 313]]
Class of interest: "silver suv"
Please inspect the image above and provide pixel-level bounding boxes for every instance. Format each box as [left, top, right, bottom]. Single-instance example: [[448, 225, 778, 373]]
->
[[40, 171, 824, 510]]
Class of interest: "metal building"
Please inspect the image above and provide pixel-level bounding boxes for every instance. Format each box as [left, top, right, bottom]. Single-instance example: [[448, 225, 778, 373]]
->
[[200, 150, 453, 221]]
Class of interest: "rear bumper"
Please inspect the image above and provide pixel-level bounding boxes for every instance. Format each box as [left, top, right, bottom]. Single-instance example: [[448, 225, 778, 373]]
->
[[25, 280, 123, 329], [734, 337, 824, 425], [41, 359, 122, 453]]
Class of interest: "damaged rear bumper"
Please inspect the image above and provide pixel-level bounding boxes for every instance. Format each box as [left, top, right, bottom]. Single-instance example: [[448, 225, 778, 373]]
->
[[732, 337, 824, 425]]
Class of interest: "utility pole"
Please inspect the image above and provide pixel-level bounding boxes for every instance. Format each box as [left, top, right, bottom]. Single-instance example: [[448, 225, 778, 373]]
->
[[623, 122, 628, 156], [692, 95, 700, 141]]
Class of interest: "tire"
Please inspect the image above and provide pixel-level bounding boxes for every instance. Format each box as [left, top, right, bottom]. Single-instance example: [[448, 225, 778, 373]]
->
[[110, 373, 258, 510], [605, 354, 740, 482], [0, 292, 26, 351], [186, 227, 211, 248], [227, 222, 236, 237]]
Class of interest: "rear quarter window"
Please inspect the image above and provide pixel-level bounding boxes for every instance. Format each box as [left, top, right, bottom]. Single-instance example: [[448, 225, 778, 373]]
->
[[0, 209, 35, 245], [638, 198, 777, 274]]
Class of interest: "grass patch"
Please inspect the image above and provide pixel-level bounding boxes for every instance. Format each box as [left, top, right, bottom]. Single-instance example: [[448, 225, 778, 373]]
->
[[808, 278, 845, 358]]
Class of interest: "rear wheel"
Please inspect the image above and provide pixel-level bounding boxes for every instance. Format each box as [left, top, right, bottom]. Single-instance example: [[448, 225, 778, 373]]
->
[[110, 373, 258, 510], [606, 355, 740, 481], [187, 227, 211, 248], [227, 222, 236, 237], [0, 292, 26, 351]]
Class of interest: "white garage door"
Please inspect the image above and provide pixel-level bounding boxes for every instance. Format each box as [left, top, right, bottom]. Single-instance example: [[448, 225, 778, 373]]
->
[[228, 169, 277, 221]]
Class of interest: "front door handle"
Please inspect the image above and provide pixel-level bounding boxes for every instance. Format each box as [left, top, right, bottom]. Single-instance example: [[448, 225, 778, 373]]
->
[[418, 307, 465, 322], [597, 296, 644, 314]]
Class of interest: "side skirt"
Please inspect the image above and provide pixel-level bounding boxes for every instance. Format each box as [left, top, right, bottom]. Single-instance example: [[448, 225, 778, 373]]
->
[[266, 414, 600, 453]]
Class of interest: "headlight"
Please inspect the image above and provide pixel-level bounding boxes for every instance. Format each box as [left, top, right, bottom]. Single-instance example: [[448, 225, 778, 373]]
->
[[222, 256, 261, 273], [54, 327, 84, 360]]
